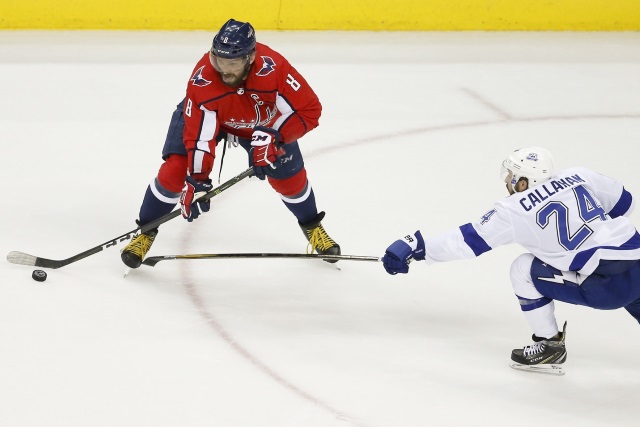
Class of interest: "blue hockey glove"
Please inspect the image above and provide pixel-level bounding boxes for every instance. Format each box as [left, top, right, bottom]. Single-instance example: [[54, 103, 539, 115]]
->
[[180, 176, 213, 222], [250, 126, 284, 180], [382, 231, 426, 275]]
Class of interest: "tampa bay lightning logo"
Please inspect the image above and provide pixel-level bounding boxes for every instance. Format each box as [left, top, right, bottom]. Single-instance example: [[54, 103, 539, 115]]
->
[[190, 66, 211, 87], [480, 209, 497, 224], [256, 56, 276, 76]]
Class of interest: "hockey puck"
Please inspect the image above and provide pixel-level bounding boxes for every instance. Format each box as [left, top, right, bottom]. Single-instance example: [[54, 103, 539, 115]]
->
[[32, 270, 47, 282]]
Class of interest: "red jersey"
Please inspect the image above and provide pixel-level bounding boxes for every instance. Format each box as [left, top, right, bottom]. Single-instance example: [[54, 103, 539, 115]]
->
[[182, 42, 322, 178]]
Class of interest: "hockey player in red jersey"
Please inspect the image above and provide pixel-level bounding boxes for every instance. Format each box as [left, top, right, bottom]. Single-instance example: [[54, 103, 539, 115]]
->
[[121, 18, 340, 268]]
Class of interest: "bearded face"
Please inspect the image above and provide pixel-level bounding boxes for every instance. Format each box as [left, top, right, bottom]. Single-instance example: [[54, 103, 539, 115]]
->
[[209, 52, 254, 88]]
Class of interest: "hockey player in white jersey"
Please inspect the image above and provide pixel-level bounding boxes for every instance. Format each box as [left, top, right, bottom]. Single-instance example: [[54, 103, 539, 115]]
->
[[382, 146, 640, 375]]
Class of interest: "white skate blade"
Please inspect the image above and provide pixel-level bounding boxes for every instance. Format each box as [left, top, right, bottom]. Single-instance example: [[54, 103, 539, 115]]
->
[[509, 362, 565, 376], [123, 267, 132, 278]]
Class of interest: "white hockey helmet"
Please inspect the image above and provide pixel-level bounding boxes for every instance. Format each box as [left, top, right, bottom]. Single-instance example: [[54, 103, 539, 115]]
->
[[501, 146, 555, 188]]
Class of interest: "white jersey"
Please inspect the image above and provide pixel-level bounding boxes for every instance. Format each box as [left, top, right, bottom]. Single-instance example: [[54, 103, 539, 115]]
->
[[422, 167, 640, 275]]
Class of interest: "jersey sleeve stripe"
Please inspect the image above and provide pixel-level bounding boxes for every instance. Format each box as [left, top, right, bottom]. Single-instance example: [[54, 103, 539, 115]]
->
[[459, 223, 492, 256], [197, 109, 218, 146], [609, 188, 633, 218], [271, 94, 294, 130]]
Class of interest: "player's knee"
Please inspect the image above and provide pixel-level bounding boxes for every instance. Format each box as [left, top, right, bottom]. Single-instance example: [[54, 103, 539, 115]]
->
[[268, 168, 308, 197], [157, 154, 188, 193], [510, 253, 542, 299]]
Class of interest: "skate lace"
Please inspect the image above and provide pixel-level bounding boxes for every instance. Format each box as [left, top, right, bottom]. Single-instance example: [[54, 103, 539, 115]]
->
[[306, 226, 336, 254], [523, 342, 546, 357], [124, 234, 155, 258]]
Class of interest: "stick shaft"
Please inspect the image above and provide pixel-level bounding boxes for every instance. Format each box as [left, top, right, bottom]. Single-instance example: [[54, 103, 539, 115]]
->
[[143, 253, 381, 266]]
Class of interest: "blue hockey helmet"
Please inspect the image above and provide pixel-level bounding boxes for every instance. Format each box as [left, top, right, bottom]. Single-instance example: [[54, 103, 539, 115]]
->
[[211, 19, 257, 59]]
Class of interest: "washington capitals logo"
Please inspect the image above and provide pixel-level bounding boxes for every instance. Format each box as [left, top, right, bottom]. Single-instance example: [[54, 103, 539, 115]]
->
[[190, 66, 211, 87], [256, 56, 276, 76]]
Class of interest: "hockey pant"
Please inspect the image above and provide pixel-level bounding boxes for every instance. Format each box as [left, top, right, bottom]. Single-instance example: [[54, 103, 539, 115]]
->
[[511, 253, 640, 338]]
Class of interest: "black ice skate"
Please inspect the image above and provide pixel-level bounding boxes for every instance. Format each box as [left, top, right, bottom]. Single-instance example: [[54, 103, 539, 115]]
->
[[299, 211, 341, 263], [121, 223, 158, 269], [510, 322, 567, 376]]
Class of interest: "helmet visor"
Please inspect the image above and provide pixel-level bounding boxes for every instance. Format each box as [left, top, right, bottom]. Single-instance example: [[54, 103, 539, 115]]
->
[[500, 161, 515, 185], [209, 51, 249, 73]]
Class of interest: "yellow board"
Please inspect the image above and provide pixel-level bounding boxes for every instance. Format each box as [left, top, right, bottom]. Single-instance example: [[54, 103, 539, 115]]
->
[[1, 0, 639, 30], [280, 0, 640, 30], [0, 0, 280, 29]]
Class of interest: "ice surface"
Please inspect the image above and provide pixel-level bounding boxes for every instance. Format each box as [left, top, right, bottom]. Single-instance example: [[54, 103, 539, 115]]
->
[[1, 30, 640, 427]]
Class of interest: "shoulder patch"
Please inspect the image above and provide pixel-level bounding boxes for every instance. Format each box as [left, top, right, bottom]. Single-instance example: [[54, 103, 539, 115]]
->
[[480, 209, 497, 224], [190, 65, 211, 87], [256, 56, 276, 76]]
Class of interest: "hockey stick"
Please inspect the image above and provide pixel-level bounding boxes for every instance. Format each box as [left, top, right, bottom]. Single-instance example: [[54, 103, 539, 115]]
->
[[142, 253, 381, 267], [6, 167, 254, 269]]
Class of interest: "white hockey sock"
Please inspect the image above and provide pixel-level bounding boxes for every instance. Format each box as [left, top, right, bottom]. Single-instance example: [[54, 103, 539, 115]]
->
[[511, 253, 560, 340], [523, 301, 559, 339]]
